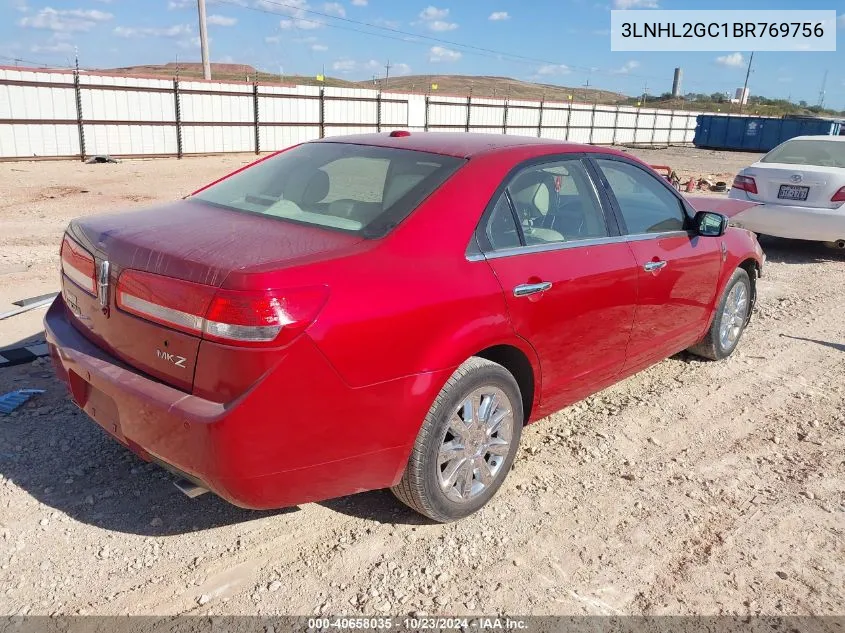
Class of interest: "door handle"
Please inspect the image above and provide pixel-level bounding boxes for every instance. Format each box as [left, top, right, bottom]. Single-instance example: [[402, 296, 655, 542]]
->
[[513, 281, 552, 297], [643, 260, 667, 272]]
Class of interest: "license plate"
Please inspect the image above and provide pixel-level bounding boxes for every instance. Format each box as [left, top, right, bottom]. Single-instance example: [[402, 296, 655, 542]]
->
[[777, 184, 809, 201]]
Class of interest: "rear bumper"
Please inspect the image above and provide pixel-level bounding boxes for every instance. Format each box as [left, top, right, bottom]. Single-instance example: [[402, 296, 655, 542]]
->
[[728, 192, 845, 242], [44, 298, 440, 509]]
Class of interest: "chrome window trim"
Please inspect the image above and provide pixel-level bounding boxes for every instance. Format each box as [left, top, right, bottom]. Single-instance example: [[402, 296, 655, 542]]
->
[[466, 229, 694, 261]]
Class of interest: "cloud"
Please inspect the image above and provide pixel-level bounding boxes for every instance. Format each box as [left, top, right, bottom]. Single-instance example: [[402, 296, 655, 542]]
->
[[331, 58, 382, 74], [373, 17, 400, 29], [716, 52, 744, 67], [114, 24, 192, 38], [259, 0, 324, 29], [537, 64, 571, 76], [429, 20, 458, 31], [207, 14, 237, 26], [19, 7, 113, 32], [332, 59, 356, 72], [11, 0, 28, 12], [429, 45, 461, 62], [611, 59, 640, 74], [488, 11, 510, 21], [311, 43, 328, 51], [177, 35, 205, 50], [352, 0, 367, 5], [417, 6, 457, 31], [265, 35, 281, 43], [322, 2, 345, 17], [30, 39, 75, 54], [613, 0, 658, 7], [419, 6, 448, 20], [169, 0, 248, 7], [392, 62, 411, 75]]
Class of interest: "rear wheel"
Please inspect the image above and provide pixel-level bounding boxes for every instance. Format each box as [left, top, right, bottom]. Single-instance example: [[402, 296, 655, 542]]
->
[[688, 268, 752, 360], [391, 357, 523, 523]]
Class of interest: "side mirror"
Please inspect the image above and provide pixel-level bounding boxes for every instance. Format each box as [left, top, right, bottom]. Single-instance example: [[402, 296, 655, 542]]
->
[[694, 210, 728, 237]]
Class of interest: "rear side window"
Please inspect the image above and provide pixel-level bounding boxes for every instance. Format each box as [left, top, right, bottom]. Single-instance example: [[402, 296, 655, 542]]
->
[[595, 159, 686, 234], [192, 143, 464, 237], [762, 139, 845, 168], [483, 158, 609, 250]]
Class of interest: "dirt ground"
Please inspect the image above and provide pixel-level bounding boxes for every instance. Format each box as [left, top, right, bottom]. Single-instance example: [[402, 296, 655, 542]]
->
[[0, 146, 843, 618]]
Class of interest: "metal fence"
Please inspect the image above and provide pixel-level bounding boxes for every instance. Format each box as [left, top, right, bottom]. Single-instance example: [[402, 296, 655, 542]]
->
[[0, 66, 712, 161]]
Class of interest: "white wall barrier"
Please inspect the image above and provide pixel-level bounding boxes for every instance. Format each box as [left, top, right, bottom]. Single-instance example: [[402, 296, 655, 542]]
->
[[0, 66, 710, 160]]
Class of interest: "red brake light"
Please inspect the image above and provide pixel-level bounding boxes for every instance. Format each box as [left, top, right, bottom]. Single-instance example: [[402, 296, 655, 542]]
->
[[389, 130, 411, 137], [732, 175, 757, 194], [116, 270, 216, 336], [832, 186, 845, 203], [116, 270, 328, 346], [61, 235, 96, 295]]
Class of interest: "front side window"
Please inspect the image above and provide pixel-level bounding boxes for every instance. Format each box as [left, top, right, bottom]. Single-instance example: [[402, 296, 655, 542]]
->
[[761, 139, 845, 168], [485, 159, 609, 249], [192, 143, 464, 237], [595, 159, 686, 235]]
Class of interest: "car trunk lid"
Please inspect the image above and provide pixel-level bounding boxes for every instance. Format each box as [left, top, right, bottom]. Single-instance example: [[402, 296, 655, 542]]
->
[[62, 200, 363, 391], [744, 164, 843, 209]]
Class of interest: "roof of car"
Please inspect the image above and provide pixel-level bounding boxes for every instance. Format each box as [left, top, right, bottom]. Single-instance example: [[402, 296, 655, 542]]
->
[[315, 132, 606, 159], [785, 135, 845, 143]]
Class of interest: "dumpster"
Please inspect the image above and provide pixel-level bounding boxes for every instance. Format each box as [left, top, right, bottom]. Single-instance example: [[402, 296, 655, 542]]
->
[[693, 114, 841, 152]]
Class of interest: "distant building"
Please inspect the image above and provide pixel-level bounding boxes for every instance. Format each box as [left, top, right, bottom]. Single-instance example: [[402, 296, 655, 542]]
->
[[730, 87, 749, 105]]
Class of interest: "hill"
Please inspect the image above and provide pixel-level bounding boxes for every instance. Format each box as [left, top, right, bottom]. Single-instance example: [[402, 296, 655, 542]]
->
[[99, 64, 624, 102]]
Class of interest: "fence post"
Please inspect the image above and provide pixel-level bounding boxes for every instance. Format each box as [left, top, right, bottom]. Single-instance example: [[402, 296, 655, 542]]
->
[[588, 103, 596, 145], [253, 82, 260, 154], [502, 99, 508, 135], [537, 99, 544, 138], [611, 105, 619, 146], [649, 108, 657, 146], [174, 78, 183, 159], [73, 63, 86, 162], [376, 90, 382, 133], [319, 87, 325, 139], [565, 99, 572, 141], [465, 92, 472, 133], [633, 105, 641, 147], [424, 94, 430, 131]]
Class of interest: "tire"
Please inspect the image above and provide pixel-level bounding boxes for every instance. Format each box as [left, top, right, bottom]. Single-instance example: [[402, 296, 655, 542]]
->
[[688, 268, 752, 361], [391, 357, 524, 523]]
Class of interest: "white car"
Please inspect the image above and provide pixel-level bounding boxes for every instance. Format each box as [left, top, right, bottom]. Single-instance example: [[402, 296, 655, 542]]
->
[[729, 135, 845, 247]]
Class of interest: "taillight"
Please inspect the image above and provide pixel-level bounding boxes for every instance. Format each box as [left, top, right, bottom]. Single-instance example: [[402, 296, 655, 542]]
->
[[116, 269, 328, 346], [831, 186, 845, 203], [116, 270, 216, 336], [60, 235, 96, 295], [732, 175, 757, 194]]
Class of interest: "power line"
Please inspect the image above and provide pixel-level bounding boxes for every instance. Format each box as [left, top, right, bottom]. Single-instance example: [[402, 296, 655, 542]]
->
[[214, 0, 713, 88]]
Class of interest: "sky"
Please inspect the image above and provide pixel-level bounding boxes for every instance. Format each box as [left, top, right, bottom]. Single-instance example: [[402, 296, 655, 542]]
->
[[2, 0, 844, 106]]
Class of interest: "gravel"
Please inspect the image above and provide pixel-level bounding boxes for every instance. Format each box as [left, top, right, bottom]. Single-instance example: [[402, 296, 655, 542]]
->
[[0, 149, 843, 616]]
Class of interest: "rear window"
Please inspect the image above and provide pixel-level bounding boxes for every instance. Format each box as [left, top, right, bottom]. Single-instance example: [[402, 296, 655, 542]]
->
[[762, 139, 845, 168], [191, 143, 465, 237]]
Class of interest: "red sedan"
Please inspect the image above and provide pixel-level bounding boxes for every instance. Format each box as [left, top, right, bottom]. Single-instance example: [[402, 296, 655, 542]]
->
[[46, 132, 764, 522]]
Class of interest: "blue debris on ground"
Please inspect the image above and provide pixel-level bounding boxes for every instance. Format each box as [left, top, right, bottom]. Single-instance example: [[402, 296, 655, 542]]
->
[[0, 389, 46, 415]]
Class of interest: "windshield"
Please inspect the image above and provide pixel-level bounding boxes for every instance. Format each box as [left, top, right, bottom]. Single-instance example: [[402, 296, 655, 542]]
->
[[191, 142, 465, 238], [761, 139, 845, 168]]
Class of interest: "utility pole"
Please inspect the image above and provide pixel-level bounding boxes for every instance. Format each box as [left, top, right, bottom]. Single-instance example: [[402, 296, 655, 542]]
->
[[739, 51, 753, 113], [197, 0, 211, 80], [817, 70, 828, 109], [384, 59, 391, 90]]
